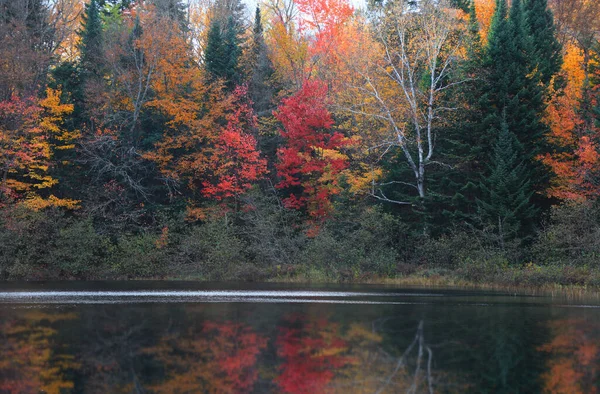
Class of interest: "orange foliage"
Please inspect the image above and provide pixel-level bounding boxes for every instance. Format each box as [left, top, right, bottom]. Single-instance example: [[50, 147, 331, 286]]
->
[[539, 319, 600, 394], [0, 311, 78, 394], [146, 321, 267, 393], [474, 0, 495, 42], [542, 44, 600, 201], [106, 9, 267, 212], [266, 0, 355, 88], [296, 0, 354, 59], [0, 88, 79, 209]]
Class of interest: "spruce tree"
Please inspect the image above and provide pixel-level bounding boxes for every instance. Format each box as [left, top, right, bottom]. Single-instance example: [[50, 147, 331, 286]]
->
[[436, 2, 490, 229], [223, 16, 241, 86], [205, 20, 227, 79], [484, 0, 548, 203], [477, 115, 538, 248], [79, 0, 103, 76], [205, 17, 241, 90], [248, 6, 274, 115], [524, 0, 562, 87]]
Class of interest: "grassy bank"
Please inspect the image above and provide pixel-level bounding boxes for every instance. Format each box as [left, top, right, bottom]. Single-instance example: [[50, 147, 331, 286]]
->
[[262, 263, 600, 295]]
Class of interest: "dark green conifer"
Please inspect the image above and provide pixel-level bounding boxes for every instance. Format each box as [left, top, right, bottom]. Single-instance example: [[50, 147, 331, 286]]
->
[[205, 16, 241, 90], [205, 20, 227, 79], [524, 0, 562, 87], [484, 0, 548, 201], [435, 1, 490, 228], [79, 0, 103, 75], [248, 6, 274, 114], [477, 115, 538, 248]]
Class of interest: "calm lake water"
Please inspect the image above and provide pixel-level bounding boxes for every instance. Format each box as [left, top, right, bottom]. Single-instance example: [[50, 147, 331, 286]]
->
[[0, 282, 599, 393]]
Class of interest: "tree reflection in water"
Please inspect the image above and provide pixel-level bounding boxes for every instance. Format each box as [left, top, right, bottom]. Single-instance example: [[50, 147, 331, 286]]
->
[[539, 319, 600, 394], [1, 304, 598, 393], [0, 311, 78, 394], [145, 321, 267, 393]]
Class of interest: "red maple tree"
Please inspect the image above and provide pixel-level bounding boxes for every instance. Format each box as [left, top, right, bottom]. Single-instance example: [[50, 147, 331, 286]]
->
[[275, 79, 348, 220], [202, 86, 268, 201]]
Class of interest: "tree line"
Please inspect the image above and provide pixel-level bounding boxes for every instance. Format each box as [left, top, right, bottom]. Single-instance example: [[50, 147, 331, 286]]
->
[[1, 0, 599, 280]]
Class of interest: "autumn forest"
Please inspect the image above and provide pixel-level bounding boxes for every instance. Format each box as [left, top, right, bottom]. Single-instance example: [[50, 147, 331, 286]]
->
[[1, 0, 600, 284]]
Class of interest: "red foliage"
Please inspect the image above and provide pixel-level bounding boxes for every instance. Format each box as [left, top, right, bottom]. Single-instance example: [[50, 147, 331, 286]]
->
[[0, 95, 44, 201], [296, 0, 354, 60], [275, 314, 351, 394], [201, 321, 267, 393], [202, 86, 268, 201], [275, 80, 348, 219]]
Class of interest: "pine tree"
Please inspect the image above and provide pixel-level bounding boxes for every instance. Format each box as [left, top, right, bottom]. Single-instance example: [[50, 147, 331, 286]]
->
[[248, 6, 274, 115], [478, 115, 538, 248], [484, 0, 548, 202], [524, 0, 562, 87], [205, 17, 241, 90], [432, 2, 490, 231], [205, 20, 227, 79], [79, 0, 103, 76]]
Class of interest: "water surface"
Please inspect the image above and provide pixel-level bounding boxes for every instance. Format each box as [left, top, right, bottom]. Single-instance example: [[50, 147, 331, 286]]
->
[[0, 282, 598, 393]]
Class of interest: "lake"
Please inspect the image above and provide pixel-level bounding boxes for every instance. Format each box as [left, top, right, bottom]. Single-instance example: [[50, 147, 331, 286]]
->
[[0, 282, 598, 393]]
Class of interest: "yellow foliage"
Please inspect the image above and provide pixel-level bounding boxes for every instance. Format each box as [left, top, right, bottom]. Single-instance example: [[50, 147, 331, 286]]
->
[[22, 194, 80, 211], [343, 164, 383, 195]]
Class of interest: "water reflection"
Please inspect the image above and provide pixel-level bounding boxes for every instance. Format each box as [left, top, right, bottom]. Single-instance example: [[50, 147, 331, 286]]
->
[[539, 319, 600, 394], [0, 311, 78, 393], [0, 291, 599, 393]]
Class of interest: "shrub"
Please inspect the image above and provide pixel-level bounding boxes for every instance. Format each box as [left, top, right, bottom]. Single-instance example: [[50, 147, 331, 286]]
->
[[534, 202, 600, 266]]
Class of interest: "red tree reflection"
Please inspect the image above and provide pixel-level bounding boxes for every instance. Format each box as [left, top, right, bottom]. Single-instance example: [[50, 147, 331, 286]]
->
[[275, 314, 352, 393], [539, 319, 600, 394], [147, 321, 267, 393]]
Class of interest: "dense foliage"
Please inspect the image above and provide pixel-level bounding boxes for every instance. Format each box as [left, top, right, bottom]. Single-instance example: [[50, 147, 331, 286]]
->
[[0, 0, 599, 282]]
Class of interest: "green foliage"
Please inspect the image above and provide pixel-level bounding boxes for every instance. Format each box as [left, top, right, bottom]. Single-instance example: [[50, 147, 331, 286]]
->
[[79, 0, 104, 74], [534, 202, 600, 266], [524, 0, 562, 86], [484, 0, 549, 202], [477, 117, 538, 248], [109, 232, 168, 278], [50, 219, 112, 278], [300, 206, 403, 277], [172, 219, 247, 280], [205, 17, 242, 89], [0, 208, 111, 279]]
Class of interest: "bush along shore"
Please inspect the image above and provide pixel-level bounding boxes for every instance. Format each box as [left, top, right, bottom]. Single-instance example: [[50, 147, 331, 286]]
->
[[2, 190, 599, 292]]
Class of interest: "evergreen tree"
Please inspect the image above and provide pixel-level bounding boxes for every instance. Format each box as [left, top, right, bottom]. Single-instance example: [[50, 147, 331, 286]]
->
[[524, 0, 562, 87], [431, 2, 490, 231], [484, 0, 548, 203], [205, 20, 227, 79], [248, 6, 274, 115], [223, 16, 241, 86], [478, 115, 538, 248], [79, 0, 103, 76], [205, 17, 241, 90]]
